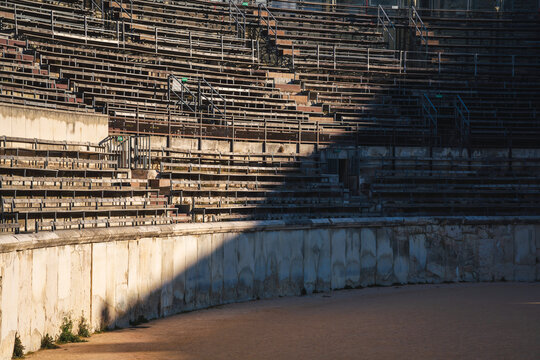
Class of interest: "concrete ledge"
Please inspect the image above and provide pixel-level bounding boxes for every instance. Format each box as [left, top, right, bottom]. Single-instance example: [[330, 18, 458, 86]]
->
[[0, 103, 108, 143], [2, 216, 540, 253]]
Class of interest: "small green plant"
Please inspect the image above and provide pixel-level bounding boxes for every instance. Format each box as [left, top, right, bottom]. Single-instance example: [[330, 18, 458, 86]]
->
[[57, 317, 84, 344], [78, 316, 91, 338], [40, 334, 59, 349], [12, 332, 24, 359]]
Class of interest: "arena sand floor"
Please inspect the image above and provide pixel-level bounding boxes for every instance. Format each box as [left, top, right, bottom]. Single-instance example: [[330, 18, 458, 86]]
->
[[28, 283, 540, 360]]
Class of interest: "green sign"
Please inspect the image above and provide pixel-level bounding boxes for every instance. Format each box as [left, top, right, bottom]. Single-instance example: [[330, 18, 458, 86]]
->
[[435, 94, 443, 98], [182, 77, 188, 83], [117, 136, 123, 142], [242, 2, 248, 6]]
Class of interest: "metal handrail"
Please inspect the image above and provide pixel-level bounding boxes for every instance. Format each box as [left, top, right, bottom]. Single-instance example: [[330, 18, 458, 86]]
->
[[88, 0, 105, 18], [169, 74, 197, 114], [456, 94, 470, 127], [168, 75, 226, 120], [259, 3, 278, 42], [455, 94, 470, 143], [111, 0, 133, 23], [422, 93, 437, 134], [377, 5, 395, 48], [229, 0, 247, 39], [199, 78, 227, 119], [411, 6, 428, 52]]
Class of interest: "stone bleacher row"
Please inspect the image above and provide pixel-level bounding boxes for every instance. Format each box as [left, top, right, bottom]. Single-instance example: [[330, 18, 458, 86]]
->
[[0, 136, 185, 233], [152, 146, 368, 222], [0, 0, 539, 231], [358, 153, 540, 216], [0, 135, 370, 232], [257, 2, 540, 147], [0, 0, 538, 147]]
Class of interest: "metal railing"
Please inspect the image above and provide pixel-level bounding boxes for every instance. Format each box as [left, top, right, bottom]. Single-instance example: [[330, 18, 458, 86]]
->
[[99, 134, 150, 169], [199, 78, 227, 120], [455, 94, 470, 144], [259, 3, 279, 43], [130, 135, 151, 169], [421, 93, 437, 136], [377, 5, 395, 49], [410, 6, 429, 52], [168, 75, 226, 122], [99, 135, 129, 168], [110, 0, 133, 23], [88, 0, 105, 18], [169, 74, 197, 114], [229, 0, 247, 39]]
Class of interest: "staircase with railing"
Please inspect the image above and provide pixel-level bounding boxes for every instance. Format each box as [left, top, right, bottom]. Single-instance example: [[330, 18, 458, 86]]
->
[[229, 0, 247, 39], [410, 6, 429, 52], [377, 5, 396, 49]]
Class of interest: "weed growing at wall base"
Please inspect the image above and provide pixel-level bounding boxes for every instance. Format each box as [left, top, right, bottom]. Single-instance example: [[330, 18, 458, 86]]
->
[[40, 334, 59, 350], [78, 316, 91, 338], [57, 317, 86, 344], [12, 332, 24, 359]]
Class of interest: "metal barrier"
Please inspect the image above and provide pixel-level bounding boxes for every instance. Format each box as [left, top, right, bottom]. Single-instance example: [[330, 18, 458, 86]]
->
[[377, 5, 395, 49], [455, 94, 470, 145], [410, 6, 429, 52], [168, 75, 227, 123], [99, 134, 150, 169], [229, 0, 247, 39], [99, 135, 129, 168], [421, 93, 438, 136], [259, 2, 279, 43]]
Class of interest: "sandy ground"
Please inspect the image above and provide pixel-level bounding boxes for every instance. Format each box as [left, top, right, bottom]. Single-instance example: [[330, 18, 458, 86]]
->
[[28, 283, 540, 360]]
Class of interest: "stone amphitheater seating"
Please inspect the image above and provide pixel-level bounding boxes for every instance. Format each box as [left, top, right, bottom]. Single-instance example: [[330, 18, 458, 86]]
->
[[361, 154, 540, 216], [0, 0, 538, 231], [0, 136, 185, 233], [151, 146, 369, 222]]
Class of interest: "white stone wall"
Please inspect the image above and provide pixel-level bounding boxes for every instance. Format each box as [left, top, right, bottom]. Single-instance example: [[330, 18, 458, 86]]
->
[[0, 104, 108, 143], [0, 218, 538, 359]]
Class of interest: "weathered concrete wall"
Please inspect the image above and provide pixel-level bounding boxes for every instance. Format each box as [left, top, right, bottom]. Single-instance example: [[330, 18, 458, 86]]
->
[[0, 104, 108, 143], [0, 217, 538, 358]]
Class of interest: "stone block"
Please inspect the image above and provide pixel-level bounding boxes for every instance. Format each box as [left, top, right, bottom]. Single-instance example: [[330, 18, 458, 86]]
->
[[360, 228, 376, 287], [408, 233, 427, 283], [392, 227, 409, 285], [345, 228, 361, 288], [376, 228, 393, 285], [331, 228, 347, 290]]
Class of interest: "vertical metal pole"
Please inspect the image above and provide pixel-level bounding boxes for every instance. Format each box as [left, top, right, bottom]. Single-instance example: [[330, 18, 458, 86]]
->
[[474, 53, 477, 76], [404, 51, 407, 73], [333, 45, 336, 70], [189, 31, 192, 57], [291, 43, 295, 70], [511, 55, 515, 77], [438, 52, 441, 73], [367, 48, 370, 72], [317, 44, 320, 69], [116, 21, 120, 48], [221, 35, 224, 61], [274, 17, 278, 42], [51, 11, 54, 39], [155, 27, 158, 54], [14, 5, 18, 37], [136, 103, 139, 136], [243, 11, 246, 39], [84, 16, 88, 44]]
